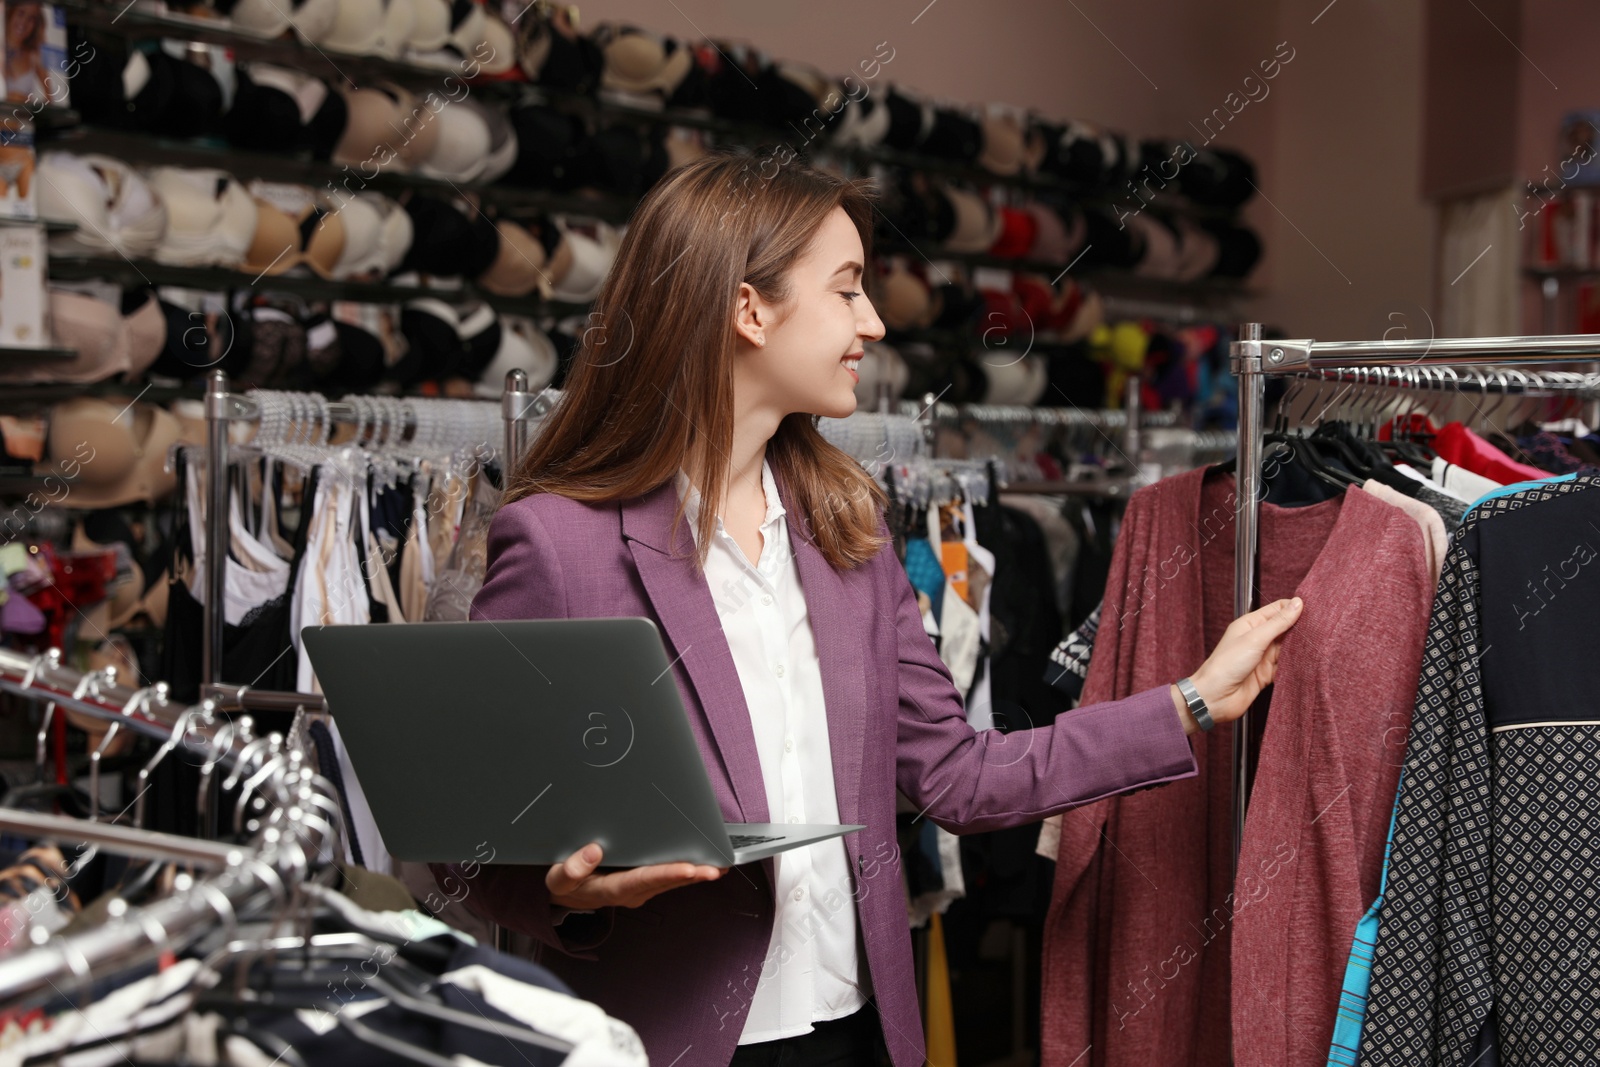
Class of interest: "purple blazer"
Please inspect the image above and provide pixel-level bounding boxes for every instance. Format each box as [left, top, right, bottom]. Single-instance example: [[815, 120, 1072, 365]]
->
[[433, 473, 1196, 1067]]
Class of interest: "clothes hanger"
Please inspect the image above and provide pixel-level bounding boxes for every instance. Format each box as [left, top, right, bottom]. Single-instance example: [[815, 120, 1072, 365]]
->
[[1228, 370, 1353, 492], [195, 931, 576, 1062]]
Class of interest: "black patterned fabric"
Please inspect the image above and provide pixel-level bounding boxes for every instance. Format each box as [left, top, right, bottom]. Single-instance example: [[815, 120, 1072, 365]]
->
[[1044, 601, 1100, 702], [1358, 475, 1600, 1066]]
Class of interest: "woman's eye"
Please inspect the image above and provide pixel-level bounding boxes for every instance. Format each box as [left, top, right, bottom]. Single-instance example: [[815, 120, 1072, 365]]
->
[[840, 291, 862, 302]]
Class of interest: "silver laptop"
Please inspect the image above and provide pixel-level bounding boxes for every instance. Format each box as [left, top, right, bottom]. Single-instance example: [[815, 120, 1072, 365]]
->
[[301, 617, 862, 867]]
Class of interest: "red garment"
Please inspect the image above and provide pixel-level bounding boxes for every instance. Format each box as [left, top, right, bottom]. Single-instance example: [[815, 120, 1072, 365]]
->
[[1434, 421, 1548, 485], [1040, 468, 1431, 1067]]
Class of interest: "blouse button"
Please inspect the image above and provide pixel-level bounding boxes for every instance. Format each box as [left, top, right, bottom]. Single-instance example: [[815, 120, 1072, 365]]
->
[[775, 663, 785, 677]]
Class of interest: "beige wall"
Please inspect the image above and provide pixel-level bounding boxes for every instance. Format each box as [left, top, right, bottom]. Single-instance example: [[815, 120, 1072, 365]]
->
[[1513, 0, 1600, 332], [588, 0, 1435, 341], [1251, 0, 1433, 343]]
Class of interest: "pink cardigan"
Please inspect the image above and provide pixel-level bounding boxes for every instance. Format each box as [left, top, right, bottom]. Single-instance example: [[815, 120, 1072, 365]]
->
[[1041, 469, 1431, 1067]]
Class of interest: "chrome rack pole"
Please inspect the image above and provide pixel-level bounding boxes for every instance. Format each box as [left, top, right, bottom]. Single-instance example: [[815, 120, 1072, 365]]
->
[[495, 368, 535, 959], [0, 809, 254, 869], [1260, 332, 1600, 370], [503, 369, 532, 472], [203, 370, 231, 687], [1123, 375, 1142, 473], [0, 858, 283, 1009], [1231, 324, 1266, 873]]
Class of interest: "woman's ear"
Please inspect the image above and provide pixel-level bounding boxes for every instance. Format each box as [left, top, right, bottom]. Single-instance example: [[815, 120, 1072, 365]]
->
[[733, 282, 767, 349]]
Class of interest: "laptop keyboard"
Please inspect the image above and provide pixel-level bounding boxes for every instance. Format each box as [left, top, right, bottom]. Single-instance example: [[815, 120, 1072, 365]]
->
[[728, 833, 785, 848]]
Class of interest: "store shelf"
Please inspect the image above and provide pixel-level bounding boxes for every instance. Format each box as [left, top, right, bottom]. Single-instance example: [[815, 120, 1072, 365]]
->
[[48, 254, 593, 318], [0, 472, 78, 493], [0, 345, 77, 361], [61, 0, 468, 91], [0, 380, 201, 406], [0, 216, 79, 234], [58, 0, 1254, 218], [45, 123, 630, 223], [42, 124, 637, 224], [876, 240, 1258, 295]]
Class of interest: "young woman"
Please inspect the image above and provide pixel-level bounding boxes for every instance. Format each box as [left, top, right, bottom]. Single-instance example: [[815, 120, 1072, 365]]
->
[[435, 152, 1302, 1067]]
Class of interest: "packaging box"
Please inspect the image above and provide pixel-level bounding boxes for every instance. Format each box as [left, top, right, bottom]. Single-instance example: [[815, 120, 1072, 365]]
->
[[5, 2, 69, 107], [0, 223, 46, 347], [0, 117, 34, 219]]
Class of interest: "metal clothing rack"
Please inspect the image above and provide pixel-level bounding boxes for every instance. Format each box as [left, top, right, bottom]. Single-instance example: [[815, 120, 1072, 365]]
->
[[0, 648, 335, 1008], [197, 371, 527, 687], [1227, 325, 1600, 867]]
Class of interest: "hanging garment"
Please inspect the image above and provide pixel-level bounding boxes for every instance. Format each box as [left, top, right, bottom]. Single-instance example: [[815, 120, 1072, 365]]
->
[[978, 503, 1067, 729], [903, 535, 945, 620], [1045, 602, 1100, 705], [1230, 494, 1432, 1067], [1434, 423, 1548, 485], [1390, 462, 1465, 504], [398, 474, 436, 623], [999, 494, 1081, 620], [1324, 781, 1400, 1067], [159, 455, 312, 704], [1361, 480, 1448, 583], [1040, 468, 1431, 1067], [1427, 457, 1498, 505], [937, 573, 981, 696], [1389, 464, 1468, 533], [424, 468, 500, 622], [1358, 475, 1600, 1067], [183, 464, 291, 625], [1516, 429, 1600, 476], [294, 469, 372, 694], [960, 497, 996, 730], [259, 457, 297, 559]]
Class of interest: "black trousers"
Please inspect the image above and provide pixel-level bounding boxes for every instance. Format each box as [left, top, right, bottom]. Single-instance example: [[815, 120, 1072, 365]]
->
[[728, 1005, 891, 1067]]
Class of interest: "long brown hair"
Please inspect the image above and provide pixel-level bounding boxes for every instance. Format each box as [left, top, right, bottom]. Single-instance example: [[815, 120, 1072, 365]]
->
[[503, 150, 889, 571]]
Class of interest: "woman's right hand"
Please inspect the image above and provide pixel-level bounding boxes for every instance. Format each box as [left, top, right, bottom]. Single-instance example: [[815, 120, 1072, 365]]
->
[[547, 842, 727, 910]]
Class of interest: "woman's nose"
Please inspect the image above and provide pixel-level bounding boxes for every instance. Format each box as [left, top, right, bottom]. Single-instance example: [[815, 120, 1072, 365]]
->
[[859, 296, 886, 343]]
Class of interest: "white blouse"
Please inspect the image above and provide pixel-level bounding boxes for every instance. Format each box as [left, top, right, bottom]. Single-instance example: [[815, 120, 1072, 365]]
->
[[676, 460, 869, 1043]]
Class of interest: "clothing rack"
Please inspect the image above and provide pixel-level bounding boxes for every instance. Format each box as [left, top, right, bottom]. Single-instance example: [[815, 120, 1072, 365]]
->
[[0, 648, 336, 1008], [1228, 325, 1600, 868], [197, 371, 521, 687]]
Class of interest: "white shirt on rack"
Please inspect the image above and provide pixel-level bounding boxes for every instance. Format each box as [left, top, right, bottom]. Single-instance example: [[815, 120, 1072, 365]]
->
[[675, 460, 868, 1044]]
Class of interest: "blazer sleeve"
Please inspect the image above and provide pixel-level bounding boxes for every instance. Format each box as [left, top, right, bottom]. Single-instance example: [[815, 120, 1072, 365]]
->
[[888, 544, 1198, 833], [426, 499, 616, 957]]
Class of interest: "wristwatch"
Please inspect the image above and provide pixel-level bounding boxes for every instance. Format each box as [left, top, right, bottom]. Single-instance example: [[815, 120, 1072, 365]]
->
[[1175, 677, 1216, 732]]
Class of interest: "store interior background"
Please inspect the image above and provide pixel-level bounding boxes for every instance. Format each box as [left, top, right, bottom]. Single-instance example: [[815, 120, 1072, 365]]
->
[[597, 0, 1599, 344]]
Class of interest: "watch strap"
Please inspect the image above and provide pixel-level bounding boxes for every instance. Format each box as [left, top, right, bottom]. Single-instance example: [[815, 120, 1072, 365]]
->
[[1176, 676, 1215, 732]]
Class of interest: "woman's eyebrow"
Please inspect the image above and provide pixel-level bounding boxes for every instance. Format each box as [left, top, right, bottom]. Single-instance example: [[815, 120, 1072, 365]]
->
[[832, 261, 864, 279]]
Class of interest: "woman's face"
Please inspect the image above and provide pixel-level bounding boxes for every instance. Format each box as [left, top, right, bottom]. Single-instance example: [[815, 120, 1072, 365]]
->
[[9, 6, 38, 42], [737, 206, 885, 421]]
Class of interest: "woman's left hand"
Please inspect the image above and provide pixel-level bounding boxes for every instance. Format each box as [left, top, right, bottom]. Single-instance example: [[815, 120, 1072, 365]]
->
[[1174, 596, 1304, 733]]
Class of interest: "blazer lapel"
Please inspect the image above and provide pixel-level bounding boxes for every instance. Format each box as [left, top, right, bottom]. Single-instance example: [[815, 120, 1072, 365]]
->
[[774, 473, 869, 831], [621, 482, 768, 823]]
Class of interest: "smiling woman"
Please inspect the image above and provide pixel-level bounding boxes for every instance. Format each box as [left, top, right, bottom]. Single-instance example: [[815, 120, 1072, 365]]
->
[[437, 149, 1302, 1067], [502, 151, 892, 572]]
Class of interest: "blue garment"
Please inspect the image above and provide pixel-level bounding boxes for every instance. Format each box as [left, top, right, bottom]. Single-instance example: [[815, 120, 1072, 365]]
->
[[903, 536, 945, 620], [1464, 472, 1576, 520], [1327, 776, 1403, 1066]]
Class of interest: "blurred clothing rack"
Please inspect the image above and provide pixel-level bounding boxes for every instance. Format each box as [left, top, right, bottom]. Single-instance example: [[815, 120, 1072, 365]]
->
[[0, 647, 334, 1009], [197, 371, 540, 687]]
